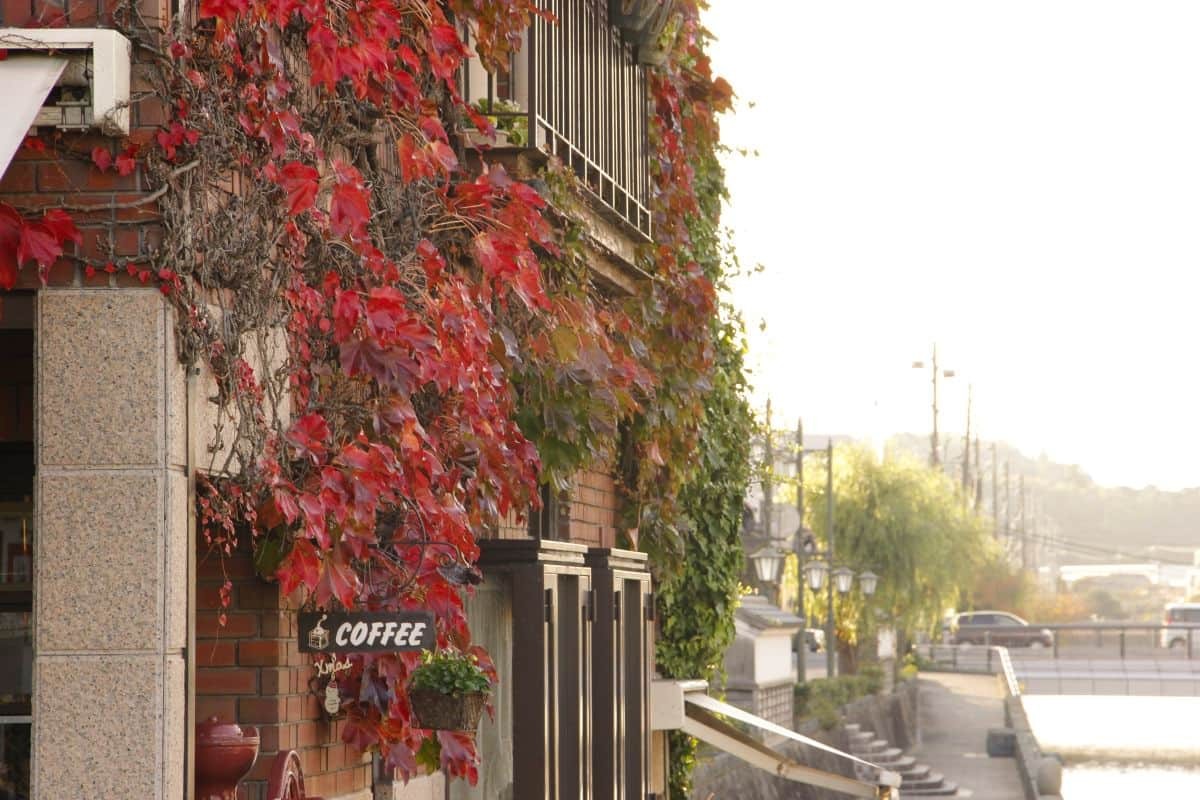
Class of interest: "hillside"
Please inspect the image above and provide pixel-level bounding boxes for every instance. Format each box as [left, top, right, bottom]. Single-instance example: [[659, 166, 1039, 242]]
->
[[887, 434, 1200, 558]]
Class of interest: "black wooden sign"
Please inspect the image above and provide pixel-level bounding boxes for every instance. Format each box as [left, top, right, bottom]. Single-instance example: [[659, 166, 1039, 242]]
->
[[299, 611, 436, 653]]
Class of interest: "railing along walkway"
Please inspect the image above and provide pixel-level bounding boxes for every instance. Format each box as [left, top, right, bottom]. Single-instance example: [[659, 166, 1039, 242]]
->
[[917, 643, 1200, 695]]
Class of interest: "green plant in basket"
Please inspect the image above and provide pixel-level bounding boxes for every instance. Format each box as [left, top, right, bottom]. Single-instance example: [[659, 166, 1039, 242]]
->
[[407, 650, 492, 736], [409, 650, 492, 696]]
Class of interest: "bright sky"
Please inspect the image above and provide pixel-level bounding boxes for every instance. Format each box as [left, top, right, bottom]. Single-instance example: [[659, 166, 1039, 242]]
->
[[703, 1, 1200, 490]]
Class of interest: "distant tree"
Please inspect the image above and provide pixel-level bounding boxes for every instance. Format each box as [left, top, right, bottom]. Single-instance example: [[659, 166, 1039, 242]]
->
[[803, 446, 993, 670], [1085, 589, 1124, 620]]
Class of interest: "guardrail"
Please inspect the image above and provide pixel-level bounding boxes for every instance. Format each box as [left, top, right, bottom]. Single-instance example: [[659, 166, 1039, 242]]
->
[[948, 622, 1200, 659]]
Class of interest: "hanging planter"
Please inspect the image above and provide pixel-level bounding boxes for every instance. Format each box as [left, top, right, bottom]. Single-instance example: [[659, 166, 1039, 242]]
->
[[407, 650, 493, 731], [409, 687, 490, 731]]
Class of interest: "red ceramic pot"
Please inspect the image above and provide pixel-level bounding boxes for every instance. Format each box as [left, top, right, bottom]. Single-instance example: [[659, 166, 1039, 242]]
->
[[195, 717, 260, 800]]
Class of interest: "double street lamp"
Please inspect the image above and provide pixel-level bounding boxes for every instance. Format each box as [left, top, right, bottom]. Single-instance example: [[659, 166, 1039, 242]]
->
[[800, 537, 879, 678]]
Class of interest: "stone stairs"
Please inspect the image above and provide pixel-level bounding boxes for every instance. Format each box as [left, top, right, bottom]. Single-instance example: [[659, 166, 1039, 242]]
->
[[845, 724, 961, 797]]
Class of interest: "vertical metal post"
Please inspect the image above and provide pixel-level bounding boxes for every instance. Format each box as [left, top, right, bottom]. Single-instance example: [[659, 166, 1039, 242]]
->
[[795, 419, 806, 684], [991, 443, 999, 538], [930, 345, 940, 467], [762, 400, 773, 542], [1053, 630, 1059, 660], [825, 441, 836, 678], [962, 384, 972, 495], [1119, 630, 1126, 660], [1189, 628, 1194, 660]]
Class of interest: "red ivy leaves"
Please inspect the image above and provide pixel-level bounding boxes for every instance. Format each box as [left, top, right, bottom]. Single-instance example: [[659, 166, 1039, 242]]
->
[[267, 160, 320, 216], [0, 204, 81, 290], [329, 161, 371, 241]]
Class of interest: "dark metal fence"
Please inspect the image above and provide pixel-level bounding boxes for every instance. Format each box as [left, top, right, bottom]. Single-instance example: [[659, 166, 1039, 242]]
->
[[926, 622, 1200, 663], [463, 0, 653, 240]]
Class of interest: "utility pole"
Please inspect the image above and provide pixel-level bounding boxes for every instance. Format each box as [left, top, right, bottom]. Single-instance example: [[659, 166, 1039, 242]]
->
[[991, 443, 999, 537], [1004, 461, 1011, 543], [825, 440, 836, 679], [1020, 475, 1027, 571], [961, 384, 972, 496], [794, 418, 807, 683], [974, 436, 983, 512], [762, 399, 773, 544], [912, 345, 955, 470], [930, 345, 941, 468]]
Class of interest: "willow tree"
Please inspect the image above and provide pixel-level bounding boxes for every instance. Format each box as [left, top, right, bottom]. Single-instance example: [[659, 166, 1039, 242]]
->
[[803, 445, 993, 667]]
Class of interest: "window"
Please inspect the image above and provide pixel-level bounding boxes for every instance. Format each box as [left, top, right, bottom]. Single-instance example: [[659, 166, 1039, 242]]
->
[[0, 294, 33, 799], [993, 615, 1022, 627]]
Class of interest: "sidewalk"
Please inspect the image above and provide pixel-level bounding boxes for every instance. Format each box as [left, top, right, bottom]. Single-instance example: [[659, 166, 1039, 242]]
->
[[908, 672, 1027, 799]]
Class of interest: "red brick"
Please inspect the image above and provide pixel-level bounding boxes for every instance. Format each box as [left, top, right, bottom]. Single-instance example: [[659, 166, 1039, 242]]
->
[[113, 194, 161, 221], [299, 748, 321, 777], [196, 582, 226, 609], [259, 612, 293, 638], [197, 611, 259, 638], [296, 721, 321, 749], [198, 640, 237, 667], [259, 666, 292, 695], [239, 639, 288, 666], [238, 582, 284, 610], [65, 0, 97, 23], [135, 96, 167, 129], [144, 223, 165, 254], [196, 668, 258, 695], [306, 774, 334, 798], [1, 0, 31, 25], [336, 764, 368, 794], [239, 695, 287, 724], [114, 227, 140, 256], [38, 159, 136, 193], [197, 696, 236, 723], [0, 162, 36, 194]]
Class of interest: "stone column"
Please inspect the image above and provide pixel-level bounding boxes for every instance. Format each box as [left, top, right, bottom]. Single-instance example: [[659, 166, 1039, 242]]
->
[[33, 289, 188, 799]]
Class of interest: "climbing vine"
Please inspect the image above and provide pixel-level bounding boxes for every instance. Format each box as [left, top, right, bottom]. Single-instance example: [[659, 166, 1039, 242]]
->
[[0, 0, 744, 787], [646, 7, 754, 798]]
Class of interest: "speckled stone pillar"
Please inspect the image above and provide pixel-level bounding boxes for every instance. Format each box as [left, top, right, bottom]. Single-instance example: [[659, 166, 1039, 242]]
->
[[32, 289, 188, 799]]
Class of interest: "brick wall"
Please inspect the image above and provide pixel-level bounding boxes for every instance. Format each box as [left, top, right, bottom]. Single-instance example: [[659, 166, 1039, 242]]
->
[[566, 467, 619, 548], [196, 540, 372, 800], [0, 0, 168, 291]]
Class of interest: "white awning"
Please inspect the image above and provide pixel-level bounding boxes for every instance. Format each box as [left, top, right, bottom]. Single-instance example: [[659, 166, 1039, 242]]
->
[[0, 55, 67, 180], [683, 693, 902, 799]]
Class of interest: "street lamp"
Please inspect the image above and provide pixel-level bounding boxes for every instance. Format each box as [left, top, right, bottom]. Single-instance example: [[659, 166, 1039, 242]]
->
[[859, 570, 879, 597], [750, 545, 785, 586], [832, 567, 855, 595], [803, 558, 828, 592]]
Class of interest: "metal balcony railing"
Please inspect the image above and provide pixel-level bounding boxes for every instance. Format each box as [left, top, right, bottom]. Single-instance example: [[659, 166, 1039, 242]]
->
[[462, 0, 653, 240]]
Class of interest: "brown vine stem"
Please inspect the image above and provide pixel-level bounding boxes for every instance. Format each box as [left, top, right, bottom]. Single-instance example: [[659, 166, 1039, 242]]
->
[[34, 160, 201, 213]]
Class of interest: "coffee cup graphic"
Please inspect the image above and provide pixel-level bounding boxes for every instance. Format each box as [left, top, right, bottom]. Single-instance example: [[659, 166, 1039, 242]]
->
[[308, 613, 330, 651]]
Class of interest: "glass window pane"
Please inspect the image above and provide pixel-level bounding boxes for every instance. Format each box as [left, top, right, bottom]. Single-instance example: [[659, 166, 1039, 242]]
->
[[0, 722, 30, 799]]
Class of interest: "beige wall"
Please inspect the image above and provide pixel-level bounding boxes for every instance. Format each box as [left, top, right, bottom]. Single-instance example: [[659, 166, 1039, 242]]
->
[[33, 289, 189, 799]]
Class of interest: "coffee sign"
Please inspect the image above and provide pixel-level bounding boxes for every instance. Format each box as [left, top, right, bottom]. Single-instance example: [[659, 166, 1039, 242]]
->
[[299, 611, 435, 653]]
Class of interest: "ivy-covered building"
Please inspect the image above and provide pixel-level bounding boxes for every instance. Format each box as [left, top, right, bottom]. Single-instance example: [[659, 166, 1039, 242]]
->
[[0, 1, 755, 799]]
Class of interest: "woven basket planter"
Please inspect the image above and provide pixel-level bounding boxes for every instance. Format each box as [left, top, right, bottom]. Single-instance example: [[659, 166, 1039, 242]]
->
[[409, 688, 489, 731]]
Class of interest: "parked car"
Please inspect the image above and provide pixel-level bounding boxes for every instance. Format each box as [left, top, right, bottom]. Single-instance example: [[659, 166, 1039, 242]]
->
[[1160, 602, 1200, 649], [951, 611, 1054, 648], [804, 628, 826, 653]]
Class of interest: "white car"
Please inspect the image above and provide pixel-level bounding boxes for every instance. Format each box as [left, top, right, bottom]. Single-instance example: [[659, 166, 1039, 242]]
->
[[1161, 602, 1200, 649]]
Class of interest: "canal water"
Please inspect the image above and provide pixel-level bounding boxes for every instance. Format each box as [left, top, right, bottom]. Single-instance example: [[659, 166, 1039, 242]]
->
[[1022, 696, 1200, 796]]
